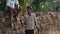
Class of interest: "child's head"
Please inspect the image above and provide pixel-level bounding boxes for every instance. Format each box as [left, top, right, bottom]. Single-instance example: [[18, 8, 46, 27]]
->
[[27, 6, 32, 15]]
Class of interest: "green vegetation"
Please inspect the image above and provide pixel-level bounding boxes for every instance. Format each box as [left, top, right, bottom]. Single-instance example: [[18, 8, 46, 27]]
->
[[0, 0, 60, 11], [0, 0, 6, 11]]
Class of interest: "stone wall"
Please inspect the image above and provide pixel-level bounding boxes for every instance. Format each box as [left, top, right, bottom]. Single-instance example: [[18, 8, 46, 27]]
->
[[0, 12, 60, 34]]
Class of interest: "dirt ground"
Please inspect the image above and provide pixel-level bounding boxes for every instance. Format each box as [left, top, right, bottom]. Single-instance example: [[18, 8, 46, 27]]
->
[[0, 12, 60, 34]]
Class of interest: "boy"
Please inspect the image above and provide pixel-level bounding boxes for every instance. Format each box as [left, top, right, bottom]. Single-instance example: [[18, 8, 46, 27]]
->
[[24, 6, 39, 34]]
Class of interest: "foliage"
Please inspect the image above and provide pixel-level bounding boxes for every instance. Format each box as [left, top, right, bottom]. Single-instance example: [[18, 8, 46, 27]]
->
[[0, 0, 60, 12], [0, 0, 6, 11], [32, 0, 60, 11]]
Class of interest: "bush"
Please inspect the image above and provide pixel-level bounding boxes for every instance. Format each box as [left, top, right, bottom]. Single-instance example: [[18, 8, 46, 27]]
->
[[0, 0, 6, 11]]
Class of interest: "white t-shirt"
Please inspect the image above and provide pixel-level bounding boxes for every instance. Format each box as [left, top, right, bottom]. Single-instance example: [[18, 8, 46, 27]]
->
[[24, 13, 36, 30], [6, 0, 19, 9]]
